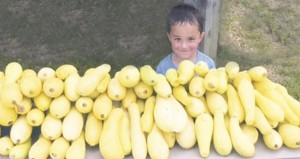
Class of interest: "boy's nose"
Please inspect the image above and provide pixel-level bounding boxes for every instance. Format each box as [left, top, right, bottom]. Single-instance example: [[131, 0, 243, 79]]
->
[[180, 41, 188, 49]]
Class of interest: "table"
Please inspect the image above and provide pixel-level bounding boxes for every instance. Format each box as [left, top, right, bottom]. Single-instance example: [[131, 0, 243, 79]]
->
[[0, 127, 299, 159]]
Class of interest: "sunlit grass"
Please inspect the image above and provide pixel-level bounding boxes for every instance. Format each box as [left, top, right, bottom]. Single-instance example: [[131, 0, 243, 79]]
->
[[218, 0, 300, 99]]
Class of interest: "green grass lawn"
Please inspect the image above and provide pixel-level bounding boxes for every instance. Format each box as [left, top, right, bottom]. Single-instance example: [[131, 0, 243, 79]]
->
[[0, 0, 180, 74], [218, 0, 300, 99], [0, 0, 299, 99]]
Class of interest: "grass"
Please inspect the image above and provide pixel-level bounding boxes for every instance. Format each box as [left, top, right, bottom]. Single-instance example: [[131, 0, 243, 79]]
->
[[218, 0, 300, 99], [0, 0, 181, 75], [1, 0, 300, 99]]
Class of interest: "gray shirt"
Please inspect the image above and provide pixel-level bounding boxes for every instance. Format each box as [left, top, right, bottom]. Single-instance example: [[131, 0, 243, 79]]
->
[[156, 50, 216, 75]]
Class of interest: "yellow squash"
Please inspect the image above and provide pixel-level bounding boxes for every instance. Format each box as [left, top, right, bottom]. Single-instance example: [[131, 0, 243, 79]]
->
[[64, 73, 80, 102], [0, 136, 14, 156], [62, 107, 84, 142], [162, 131, 176, 149], [226, 84, 245, 123], [261, 88, 299, 125], [99, 108, 125, 159], [139, 65, 159, 86], [262, 129, 283, 150], [120, 111, 132, 155], [128, 103, 147, 159], [41, 113, 62, 141], [240, 123, 259, 144], [141, 96, 156, 133], [0, 83, 23, 108], [15, 96, 32, 115], [37, 67, 56, 82], [75, 96, 94, 114], [107, 76, 127, 101], [33, 92, 52, 111], [229, 116, 255, 157], [172, 85, 192, 106], [188, 76, 206, 97], [177, 60, 195, 85], [195, 113, 213, 158], [4, 62, 23, 85], [237, 79, 256, 125], [153, 74, 172, 98], [92, 93, 112, 120], [254, 90, 284, 122], [154, 95, 188, 133], [26, 108, 45, 126], [85, 112, 102, 147], [96, 73, 111, 93], [253, 107, 273, 135], [194, 61, 209, 77], [0, 103, 18, 126], [28, 136, 52, 159], [247, 66, 268, 82], [49, 137, 70, 159], [204, 68, 218, 91], [213, 110, 232, 156], [76, 64, 111, 96], [117, 65, 140, 88], [278, 122, 300, 149], [147, 124, 169, 159], [65, 132, 86, 159], [165, 68, 179, 87], [55, 64, 78, 80], [175, 115, 197, 149], [10, 115, 32, 145], [43, 77, 64, 98], [19, 74, 42, 98], [9, 138, 31, 159], [121, 88, 137, 109], [225, 61, 240, 81], [49, 95, 71, 119], [216, 67, 228, 94], [133, 81, 154, 99]]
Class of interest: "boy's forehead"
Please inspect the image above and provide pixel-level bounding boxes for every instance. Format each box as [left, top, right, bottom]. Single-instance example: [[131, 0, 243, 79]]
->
[[170, 21, 201, 31], [171, 22, 200, 30], [172, 17, 199, 25], [170, 23, 201, 35]]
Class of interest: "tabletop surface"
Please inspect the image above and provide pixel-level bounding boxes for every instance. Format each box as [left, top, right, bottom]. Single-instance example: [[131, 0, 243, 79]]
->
[[1, 136, 299, 159]]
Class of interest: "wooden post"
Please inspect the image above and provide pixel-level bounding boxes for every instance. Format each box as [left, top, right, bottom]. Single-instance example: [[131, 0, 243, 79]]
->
[[203, 0, 221, 61], [184, 0, 221, 61]]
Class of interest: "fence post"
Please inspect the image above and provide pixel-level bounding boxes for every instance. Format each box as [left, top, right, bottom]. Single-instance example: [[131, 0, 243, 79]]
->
[[184, 0, 221, 61], [203, 0, 221, 61]]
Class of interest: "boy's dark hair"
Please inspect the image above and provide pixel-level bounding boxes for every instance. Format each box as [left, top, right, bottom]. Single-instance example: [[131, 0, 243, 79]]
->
[[167, 3, 204, 33]]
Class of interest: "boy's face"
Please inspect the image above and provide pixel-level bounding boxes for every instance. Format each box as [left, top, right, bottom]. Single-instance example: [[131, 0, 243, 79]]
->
[[167, 22, 204, 62]]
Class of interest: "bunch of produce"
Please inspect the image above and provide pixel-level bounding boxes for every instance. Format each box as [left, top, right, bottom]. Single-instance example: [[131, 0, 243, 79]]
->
[[0, 61, 300, 159]]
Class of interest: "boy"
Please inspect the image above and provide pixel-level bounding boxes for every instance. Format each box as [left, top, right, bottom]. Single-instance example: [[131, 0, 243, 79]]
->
[[156, 3, 216, 75]]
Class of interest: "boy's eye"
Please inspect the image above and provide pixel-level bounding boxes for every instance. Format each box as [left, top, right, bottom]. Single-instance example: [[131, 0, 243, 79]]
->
[[189, 38, 195, 41], [174, 38, 180, 41]]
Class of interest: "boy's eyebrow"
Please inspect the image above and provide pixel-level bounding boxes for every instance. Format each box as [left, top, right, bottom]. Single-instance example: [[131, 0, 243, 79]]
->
[[171, 34, 197, 38], [171, 34, 180, 37]]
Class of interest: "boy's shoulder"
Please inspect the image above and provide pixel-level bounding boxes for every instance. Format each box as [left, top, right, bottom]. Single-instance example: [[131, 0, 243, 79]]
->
[[158, 54, 172, 64], [156, 54, 174, 75], [196, 50, 216, 68]]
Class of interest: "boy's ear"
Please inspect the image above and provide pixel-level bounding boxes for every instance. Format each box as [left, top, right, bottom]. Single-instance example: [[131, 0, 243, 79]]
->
[[201, 32, 205, 39], [199, 32, 205, 42]]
